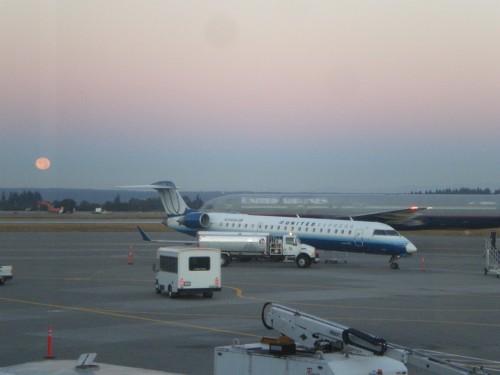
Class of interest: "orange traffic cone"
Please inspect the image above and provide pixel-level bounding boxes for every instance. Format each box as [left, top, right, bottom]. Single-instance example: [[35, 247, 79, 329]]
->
[[45, 326, 55, 359]]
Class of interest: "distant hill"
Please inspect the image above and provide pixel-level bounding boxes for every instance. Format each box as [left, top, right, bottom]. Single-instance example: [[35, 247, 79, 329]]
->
[[0, 188, 230, 205]]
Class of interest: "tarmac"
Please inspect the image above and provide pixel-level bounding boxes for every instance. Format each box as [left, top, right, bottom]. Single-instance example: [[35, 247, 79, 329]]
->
[[1, 230, 499, 374]]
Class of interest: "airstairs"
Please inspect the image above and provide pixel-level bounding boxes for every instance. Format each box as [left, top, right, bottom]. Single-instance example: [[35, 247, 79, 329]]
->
[[484, 232, 500, 278]]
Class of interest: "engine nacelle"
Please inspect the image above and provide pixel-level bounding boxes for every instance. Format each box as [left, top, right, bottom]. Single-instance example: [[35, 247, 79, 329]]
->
[[179, 212, 211, 229]]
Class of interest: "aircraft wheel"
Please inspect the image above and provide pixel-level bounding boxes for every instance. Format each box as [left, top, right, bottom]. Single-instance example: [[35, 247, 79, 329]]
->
[[296, 254, 312, 268], [390, 262, 399, 270]]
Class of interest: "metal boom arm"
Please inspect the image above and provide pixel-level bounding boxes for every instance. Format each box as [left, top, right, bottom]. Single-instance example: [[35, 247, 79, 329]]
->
[[261, 302, 499, 375]]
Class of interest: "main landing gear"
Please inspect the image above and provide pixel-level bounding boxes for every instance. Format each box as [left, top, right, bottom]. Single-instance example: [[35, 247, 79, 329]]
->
[[389, 255, 400, 269]]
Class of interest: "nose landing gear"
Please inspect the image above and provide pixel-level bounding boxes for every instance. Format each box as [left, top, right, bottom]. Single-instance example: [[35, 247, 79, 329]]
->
[[389, 255, 400, 269]]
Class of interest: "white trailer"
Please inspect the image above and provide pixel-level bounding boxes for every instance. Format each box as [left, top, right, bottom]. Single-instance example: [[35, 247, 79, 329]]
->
[[154, 247, 221, 298], [197, 231, 318, 268], [0, 265, 13, 285]]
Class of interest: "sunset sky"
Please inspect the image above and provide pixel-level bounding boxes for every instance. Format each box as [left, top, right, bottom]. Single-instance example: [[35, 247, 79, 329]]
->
[[1, 1, 499, 192]]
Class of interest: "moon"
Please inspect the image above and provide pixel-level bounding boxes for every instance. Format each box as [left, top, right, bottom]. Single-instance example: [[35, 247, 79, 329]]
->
[[35, 157, 51, 170]]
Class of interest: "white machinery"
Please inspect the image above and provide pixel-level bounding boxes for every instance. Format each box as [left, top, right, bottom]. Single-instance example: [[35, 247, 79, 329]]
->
[[484, 232, 500, 278], [137, 227, 318, 268], [214, 302, 500, 375], [0, 265, 13, 285], [198, 231, 318, 268]]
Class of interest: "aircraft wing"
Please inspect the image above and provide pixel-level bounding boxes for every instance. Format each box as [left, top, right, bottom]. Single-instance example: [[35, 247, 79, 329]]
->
[[348, 206, 428, 226], [137, 226, 197, 244]]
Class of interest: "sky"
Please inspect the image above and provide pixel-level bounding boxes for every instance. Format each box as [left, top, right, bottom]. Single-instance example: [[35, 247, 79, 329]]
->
[[1, 1, 499, 193]]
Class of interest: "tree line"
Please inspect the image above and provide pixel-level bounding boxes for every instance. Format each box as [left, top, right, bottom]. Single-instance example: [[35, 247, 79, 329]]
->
[[0, 191, 204, 212], [411, 187, 500, 195], [2, 188, 500, 212]]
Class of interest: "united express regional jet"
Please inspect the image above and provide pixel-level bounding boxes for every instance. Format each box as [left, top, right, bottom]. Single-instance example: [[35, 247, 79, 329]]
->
[[143, 181, 417, 269]]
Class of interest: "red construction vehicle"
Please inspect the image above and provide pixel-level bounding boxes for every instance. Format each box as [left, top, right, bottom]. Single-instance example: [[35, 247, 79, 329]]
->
[[37, 201, 64, 214]]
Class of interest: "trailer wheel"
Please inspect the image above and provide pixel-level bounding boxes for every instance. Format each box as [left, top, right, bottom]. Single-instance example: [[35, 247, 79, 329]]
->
[[221, 254, 231, 267], [203, 291, 213, 298], [296, 254, 311, 268], [167, 285, 178, 299], [0, 279, 4, 285]]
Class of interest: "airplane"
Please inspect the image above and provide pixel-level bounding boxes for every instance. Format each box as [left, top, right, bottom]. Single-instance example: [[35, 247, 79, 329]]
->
[[137, 181, 418, 269], [201, 192, 500, 230]]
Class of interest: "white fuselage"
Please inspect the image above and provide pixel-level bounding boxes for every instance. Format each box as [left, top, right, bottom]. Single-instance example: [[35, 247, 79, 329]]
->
[[167, 212, 417, 257]]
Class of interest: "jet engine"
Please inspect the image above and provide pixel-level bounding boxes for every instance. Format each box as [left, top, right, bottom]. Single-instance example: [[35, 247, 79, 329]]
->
[[179, 212, 211, 229]]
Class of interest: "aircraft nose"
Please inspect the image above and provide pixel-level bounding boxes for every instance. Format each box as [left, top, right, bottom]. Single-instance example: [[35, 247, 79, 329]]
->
[[406, 242, 417, 254]]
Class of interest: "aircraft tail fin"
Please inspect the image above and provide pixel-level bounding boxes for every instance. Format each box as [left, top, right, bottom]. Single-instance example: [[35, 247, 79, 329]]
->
[[150, 181, 189, 216]]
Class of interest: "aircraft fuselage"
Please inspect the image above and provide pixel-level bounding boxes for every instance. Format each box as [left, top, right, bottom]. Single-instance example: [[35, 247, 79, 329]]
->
[[166, 212, 416, 257]]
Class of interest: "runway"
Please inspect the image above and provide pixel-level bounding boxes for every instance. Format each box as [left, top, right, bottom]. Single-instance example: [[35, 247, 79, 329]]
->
[[1, 231, 499, 374]]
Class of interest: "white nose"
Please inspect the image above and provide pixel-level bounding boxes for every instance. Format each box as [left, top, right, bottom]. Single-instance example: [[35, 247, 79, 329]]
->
[[406, 242, 417, 254]]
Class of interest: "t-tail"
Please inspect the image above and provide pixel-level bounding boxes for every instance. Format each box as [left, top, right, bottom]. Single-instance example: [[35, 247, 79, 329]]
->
[[148, 181, 210, 235], [150, 181, 189, 217]]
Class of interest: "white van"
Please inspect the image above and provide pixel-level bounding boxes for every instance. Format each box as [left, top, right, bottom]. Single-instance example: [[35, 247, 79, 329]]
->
[[154, 247, 221, 298]]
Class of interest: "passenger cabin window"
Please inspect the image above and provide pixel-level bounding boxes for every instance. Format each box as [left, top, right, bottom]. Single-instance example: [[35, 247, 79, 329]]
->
[[189, 256, 211, 271], [160, 255, 178, 273]]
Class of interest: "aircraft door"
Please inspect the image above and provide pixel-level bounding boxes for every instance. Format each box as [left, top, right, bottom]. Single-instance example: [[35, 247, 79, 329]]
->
[[354, 229, 364, 247]]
